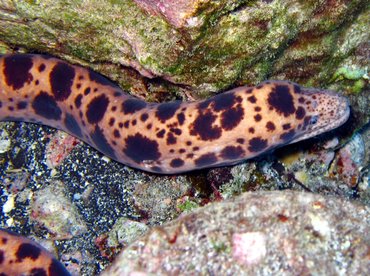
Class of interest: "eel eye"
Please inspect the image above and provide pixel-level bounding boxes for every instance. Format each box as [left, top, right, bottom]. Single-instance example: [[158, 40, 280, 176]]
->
[[310, 116, 319, 125]]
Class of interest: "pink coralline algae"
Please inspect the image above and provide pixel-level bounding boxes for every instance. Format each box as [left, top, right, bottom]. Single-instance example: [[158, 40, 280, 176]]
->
[[133, 0, 196, 27], [232, 232, 267, 266], [45, 131, 80, 168], [330, 133, 365, 188]]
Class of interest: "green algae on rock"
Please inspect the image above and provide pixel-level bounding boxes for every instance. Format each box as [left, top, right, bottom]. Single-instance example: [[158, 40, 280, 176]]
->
[[0, 0, 368, 97]]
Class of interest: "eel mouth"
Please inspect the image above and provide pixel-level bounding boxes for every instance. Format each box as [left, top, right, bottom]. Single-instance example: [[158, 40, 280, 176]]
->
[[292, 88, 350, 144]]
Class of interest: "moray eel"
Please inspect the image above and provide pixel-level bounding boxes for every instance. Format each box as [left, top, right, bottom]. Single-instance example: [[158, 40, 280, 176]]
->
[[0, 54, 350, 174], [0, 228, 70, 276]]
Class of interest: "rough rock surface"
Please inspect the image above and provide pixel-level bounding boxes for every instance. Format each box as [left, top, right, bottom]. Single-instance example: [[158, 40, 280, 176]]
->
[[104, 190, 370, 275]]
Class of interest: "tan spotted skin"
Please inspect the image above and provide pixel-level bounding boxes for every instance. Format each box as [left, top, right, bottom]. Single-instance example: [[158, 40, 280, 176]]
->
[[0, 229, 70, 276], [0, 54, 350, 174]]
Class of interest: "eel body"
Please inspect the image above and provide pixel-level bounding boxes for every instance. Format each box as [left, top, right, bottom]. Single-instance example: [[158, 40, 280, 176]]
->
[[0, 228, 70, 276], [0, 54, 350, 173]]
